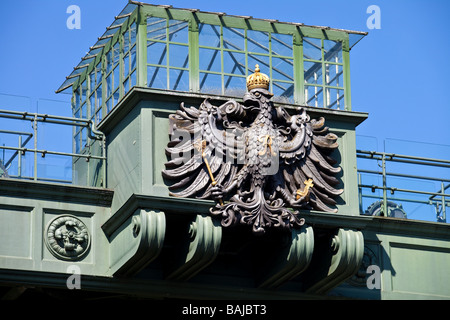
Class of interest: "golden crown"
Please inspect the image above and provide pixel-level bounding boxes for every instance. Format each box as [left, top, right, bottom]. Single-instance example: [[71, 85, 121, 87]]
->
[[246, 64, 270, 91]]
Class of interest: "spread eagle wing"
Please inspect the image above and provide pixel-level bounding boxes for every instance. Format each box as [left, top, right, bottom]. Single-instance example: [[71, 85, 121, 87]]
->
[[162, 98, 246, 200], [275, 107, 343, 213]]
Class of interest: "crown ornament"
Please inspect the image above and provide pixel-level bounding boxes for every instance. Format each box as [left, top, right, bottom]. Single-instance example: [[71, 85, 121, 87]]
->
[[246, 64, 270, 91]]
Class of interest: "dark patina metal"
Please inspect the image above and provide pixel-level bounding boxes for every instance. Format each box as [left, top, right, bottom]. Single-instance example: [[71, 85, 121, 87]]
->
[[163, 67, 342, 234]]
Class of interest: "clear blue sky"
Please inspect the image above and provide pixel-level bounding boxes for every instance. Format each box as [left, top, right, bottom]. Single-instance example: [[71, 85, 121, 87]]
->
[[0, 0, 449, 154]]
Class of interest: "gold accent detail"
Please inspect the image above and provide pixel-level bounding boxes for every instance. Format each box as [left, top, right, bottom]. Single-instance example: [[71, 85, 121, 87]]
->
[[296, 178, 314, 200], [258, 135, 276, 156], [194, 139, 223, 205], [194, 139, 207, 155], [246, 64, 270, 91]]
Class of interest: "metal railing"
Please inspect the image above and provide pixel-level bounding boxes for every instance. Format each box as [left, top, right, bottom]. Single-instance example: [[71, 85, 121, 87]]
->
[[0, 109, 106, 186], [357, 150, 450, 223], [0, 129, 32, 178]]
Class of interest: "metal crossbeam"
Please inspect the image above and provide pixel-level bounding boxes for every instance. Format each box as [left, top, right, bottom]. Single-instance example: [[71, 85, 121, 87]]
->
[[357, 149, 450, 223], [0, 109, 106, 185]]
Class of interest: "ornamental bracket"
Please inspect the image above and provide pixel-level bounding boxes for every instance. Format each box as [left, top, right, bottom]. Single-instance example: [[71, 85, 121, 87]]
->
[[303, 228, 364, 294], [102, 208, 166, 277], [165, 214, 222, 281], [257, 225, 314, 289]]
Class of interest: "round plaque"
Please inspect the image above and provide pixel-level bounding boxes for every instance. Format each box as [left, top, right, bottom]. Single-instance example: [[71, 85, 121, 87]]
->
[[347, 246, 378, 287], [45, 215, 90, 261]]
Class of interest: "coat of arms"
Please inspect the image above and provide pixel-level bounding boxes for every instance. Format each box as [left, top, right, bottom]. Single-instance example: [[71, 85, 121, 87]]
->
[[163, 65, 343, 234]]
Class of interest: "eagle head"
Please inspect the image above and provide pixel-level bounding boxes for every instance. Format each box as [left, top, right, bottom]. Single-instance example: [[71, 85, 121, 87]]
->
[[243, 88, 274, 112]]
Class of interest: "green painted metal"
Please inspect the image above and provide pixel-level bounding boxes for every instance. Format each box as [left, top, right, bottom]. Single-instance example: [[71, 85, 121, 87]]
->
[[0, 178, 113, 275], [97, 87, 367, 215], [104, 208, 166, 277], [303, 228, 364, 294], [293, 36, 303, 104], [137, 8, 147, 88], [343, 47, 352, 110], [0, 109, 106, 186], [2, 85, 450, 299], [165, 214, 222, 281], [188, 13, 200, 92], [65, 1, 368, 137], [257, 225, 314, 289], [357, 149, 450, 223], [1, 177, 449, 299], [3, 1, 448, 302]]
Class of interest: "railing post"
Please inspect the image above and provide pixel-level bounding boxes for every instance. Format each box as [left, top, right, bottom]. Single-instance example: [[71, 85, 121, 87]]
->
[[441, 182, 447, 223], [358, 172, 363, 213], [33, 114, 38, 181], [0, 109, 107, 185], [18, 135, 22, 178], [102, 133, 106, 188], [382, 153, 387, 216]]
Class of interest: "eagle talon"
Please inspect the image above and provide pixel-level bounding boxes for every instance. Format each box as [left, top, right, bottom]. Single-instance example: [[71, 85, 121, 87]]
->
[[210, 185, 225, 202], [288, 197, 309, 208]]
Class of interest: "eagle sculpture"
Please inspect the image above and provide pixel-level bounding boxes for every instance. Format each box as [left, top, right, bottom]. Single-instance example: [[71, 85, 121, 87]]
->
[[162, 65, 343, 234]]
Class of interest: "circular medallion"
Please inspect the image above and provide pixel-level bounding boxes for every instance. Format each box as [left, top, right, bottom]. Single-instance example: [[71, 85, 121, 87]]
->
[[347, 246, 378, 287], [45, 215, 90, 261]]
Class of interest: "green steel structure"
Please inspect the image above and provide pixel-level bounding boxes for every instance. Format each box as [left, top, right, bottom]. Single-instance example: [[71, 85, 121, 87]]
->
[[0, 1, 449, 301], [57, 1, 366, 156]]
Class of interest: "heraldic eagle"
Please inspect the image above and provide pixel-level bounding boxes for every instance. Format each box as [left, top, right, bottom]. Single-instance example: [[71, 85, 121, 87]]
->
[[162, 65, 343, 234]]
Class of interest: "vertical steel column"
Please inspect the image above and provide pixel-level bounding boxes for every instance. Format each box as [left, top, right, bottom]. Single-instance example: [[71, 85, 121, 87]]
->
[[358, 172, 363, 213], [321, 39, 326, 108], [137, 5, 147, 87], [18, 135, 22, 178], [33, 114, 38, 181], [441, 182, 447, 223], [343, 34, 352, 111], [293, 32, 303, 105], [188, 12, 199, 93], [102, 133, 107, 188], [382, 153, 387, 216]]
